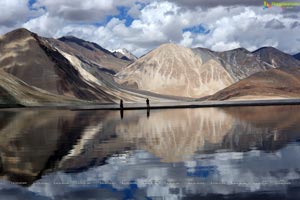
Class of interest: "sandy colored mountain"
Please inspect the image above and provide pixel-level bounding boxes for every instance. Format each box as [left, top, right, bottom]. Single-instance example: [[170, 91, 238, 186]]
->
[[115, 43, 235, 98]]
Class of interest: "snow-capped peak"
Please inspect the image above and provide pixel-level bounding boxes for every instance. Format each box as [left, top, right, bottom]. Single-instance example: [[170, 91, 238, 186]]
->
[[113, 48, 137, 61]]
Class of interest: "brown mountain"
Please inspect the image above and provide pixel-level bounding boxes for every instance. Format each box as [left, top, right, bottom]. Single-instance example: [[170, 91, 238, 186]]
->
[[48, 36, 132, 74], [253, 47, 300, 69], [2, 28, 300, 104], [212, 48, 271, 81], [0, 71, 82, 107], [0, 28, 118, 102], [0, 28, 172, 105], [210, 67, 300, 100]]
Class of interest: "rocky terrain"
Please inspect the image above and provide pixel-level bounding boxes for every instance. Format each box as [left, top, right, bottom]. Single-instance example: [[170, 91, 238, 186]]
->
[[212, 47, 271, 81], [0, 28, 118, 102], [253, 47, 300, 69], [0, 28, 174, 106], [1, 28, 300, 106], [0, 71, 84, 107], [48, 36, 132, 74], [115, 43, 235, 98], [116, 42, 300, 99], [113, 48, 137, 62], [210, 67, 300, 100]]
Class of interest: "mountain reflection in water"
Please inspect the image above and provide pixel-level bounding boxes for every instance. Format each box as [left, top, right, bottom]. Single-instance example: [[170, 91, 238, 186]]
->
[[0, 106, 300, 199]]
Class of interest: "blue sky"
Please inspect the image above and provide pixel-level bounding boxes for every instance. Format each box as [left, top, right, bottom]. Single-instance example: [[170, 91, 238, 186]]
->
[[1, 0, 300, 56]]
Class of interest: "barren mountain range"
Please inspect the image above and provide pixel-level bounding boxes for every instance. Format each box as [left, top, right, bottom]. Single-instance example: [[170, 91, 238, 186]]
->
[[1, 28, 300, 107]]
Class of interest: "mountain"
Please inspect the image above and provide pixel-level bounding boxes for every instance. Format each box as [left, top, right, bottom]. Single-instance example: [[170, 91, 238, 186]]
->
[[115, 43, 235, 98], [209, 48, 300, 100], [0, 28, 117, 103], [0, 28, 179, 106], [0, 71, 82, 107], [2, 28, 300, 103], [294, 53, 300, 61], [116, 43, 300, 98], [113, 48, 137, 62], [115, 44, 275, 98], [253, 47, 300, 69], [48, 36, 132, 74], [212, 48, 271, 81], [209, 67, 300, 100]]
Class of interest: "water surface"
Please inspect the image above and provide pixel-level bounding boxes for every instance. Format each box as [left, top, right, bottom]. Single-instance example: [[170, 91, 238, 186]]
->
[[0, 106, 300, 199]]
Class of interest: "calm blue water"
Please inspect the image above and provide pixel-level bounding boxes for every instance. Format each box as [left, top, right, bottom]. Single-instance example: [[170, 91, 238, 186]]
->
[[0, 106, 300, 199]]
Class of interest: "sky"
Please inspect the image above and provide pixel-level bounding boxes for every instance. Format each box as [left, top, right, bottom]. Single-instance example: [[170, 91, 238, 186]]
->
[[1, 0, 300, 56]]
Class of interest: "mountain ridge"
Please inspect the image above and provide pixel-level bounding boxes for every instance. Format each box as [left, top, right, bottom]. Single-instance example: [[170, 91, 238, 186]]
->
[[115, 43, 300, 98], [1, 28, 300, 105]]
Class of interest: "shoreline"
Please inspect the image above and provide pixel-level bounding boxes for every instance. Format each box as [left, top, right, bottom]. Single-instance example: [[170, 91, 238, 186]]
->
[[71, 98, 300, 110], [2, 98, 300, 111]]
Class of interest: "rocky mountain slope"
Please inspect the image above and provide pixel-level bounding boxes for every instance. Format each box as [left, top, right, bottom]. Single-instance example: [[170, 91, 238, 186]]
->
[[0, 28, 118, 102], [1, 28, 300, 105], [210, 67, 300, 100], [253, 47, 300, 69], [113, 48, 137, 62], [116, 43, 300, 99], [0, 28, 174, 106], [212, 48, 271, 81], [0, 71, 82, 107], [209, 48, 300, 100], [116, 43, 235, 98], [48, 36, 132, 74]]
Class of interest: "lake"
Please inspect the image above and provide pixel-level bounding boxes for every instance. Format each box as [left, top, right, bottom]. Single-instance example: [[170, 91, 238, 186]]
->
[[0, 106, 300, 199]]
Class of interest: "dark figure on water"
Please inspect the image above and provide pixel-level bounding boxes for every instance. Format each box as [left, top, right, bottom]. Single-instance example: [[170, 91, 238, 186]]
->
[[120, 99, 124, 119], [147, 108, 150, 118], [120, 109, 124, 119], [146, 98, 150, 109], [120, 99, 124, 110]]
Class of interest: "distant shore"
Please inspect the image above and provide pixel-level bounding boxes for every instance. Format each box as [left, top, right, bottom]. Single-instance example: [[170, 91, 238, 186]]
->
[[2, 98, 300, 111]]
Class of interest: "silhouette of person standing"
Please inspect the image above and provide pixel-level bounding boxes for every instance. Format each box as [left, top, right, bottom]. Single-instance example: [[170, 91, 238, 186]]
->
[[146, 98, 150, 109], [120, 99, 124, 110], [120, 99, 124, 119]]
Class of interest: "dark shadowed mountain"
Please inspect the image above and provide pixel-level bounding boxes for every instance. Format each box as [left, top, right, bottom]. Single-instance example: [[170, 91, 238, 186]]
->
[[253, 47, 300, 69], [213, 48, 271, 81], [294, 53, 300, 61]]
